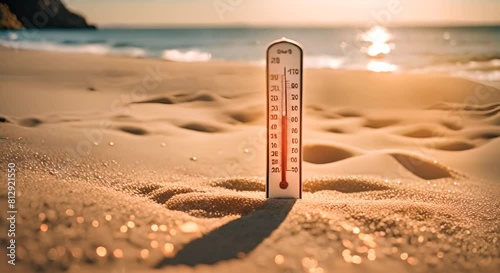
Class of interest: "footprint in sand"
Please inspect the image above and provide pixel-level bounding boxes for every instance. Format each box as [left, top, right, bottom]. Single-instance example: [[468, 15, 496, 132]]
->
[[135, 96, 174, 105], [183, 91, 224, 103], [489, 112, 500, 126], [121, 183, 163, 196], [210, 178, 265, 192], [165, 193, 266, 218], [173, 93, 189, 98], [303, 144, 358, 164], [364, 118, 400, 129], [402, 128, 439, 138], [148, 186, 199, 204], [0, 116, 11, 123], [390, 153, 453, 180], [180, 122, 223, 133], [121, 179, 265, 217], [471, 131, 500, 140], [397, 125, 448, 139], [432, 140, 476, 151], [121, 183, 200, 205], [18, 118, 43, 127], [326, 127, 347, 134], [440, 119, 463, 131], [303, 176, 391, 193], [118, 126, 149, 136], [227, 107, 264, 124], [336, 109, 363, 118], [133, 91, 225, 105]]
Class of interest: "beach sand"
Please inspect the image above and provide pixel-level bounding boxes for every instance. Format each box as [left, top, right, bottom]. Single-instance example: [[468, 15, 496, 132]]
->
[[0, 47, 499, 273]]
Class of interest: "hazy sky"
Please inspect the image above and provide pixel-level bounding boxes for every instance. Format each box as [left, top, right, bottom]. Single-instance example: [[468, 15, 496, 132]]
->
[[67, 0, 500, 27]]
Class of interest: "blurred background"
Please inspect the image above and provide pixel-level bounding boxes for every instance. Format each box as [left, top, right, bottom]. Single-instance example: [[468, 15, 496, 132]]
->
[[1, 0, 499, 82]]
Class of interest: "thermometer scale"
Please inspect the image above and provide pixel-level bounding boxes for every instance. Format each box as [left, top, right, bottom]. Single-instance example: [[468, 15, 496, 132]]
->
[[266, 38, 303, 199]]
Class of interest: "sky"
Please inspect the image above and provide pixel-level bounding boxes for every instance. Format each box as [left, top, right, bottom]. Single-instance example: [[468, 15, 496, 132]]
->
[[66, 0, 500, 27]]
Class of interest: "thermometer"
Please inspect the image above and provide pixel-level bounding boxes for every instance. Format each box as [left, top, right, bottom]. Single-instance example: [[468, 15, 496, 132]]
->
[[266, 38, 303, 199]]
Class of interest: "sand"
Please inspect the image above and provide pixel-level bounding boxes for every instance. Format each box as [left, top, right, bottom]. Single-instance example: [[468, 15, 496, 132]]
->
[[0, 47, 499, 273]]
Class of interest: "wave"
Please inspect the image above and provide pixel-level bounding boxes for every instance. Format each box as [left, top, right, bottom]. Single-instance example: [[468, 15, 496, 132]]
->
[[0, 39, 146, 58], [61, 39, 85, 45], [112, 42, 139, 48], [8, 32, 18, 41], [0, 38, 212, 63], [412, 59, 500, 81], [61, 39, 107, 45], [429, 54, 500, 66], [161, 49, 212, 62]]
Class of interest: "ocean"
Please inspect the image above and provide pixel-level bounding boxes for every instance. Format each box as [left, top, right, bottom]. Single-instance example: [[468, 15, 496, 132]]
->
[[1, 26, 499, 82]]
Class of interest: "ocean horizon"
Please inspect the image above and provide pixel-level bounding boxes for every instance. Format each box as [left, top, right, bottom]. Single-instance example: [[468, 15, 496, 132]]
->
[[1, 25, 499, 82]]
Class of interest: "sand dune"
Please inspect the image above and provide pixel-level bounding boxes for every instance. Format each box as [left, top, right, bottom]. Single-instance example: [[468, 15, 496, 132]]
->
[[0, 48, 499, 273]]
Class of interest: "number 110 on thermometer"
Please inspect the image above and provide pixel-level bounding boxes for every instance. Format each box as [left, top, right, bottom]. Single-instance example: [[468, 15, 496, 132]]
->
[[266, 38, 303, 199]]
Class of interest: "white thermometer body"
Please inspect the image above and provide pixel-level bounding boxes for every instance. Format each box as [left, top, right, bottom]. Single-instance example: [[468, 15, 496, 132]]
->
[[266, 38, 303, 199]]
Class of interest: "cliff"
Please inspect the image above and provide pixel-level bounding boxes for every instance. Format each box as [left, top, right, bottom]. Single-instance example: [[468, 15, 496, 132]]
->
[[0, 0, 96, 29], [0, 3, 22, 29]]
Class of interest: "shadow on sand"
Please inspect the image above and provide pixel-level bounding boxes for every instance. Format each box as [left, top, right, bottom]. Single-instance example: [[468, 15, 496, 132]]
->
[[156, 199, 296, 267]]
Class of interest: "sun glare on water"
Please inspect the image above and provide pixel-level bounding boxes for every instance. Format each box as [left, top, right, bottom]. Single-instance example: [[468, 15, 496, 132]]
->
[[361, 26, 393, 58], [367, 60, 397, 72], [360, 26, 397, 72]]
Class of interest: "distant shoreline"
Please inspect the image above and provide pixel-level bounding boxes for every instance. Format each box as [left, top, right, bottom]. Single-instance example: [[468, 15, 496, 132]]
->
[[1, 24, 498, 31], [1, 25, 499, 87], [88, 24, 500, 29], [1, 45, 498, 90]]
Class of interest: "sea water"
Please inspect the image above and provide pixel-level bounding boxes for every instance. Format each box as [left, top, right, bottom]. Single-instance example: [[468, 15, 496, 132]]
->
[[1, 26, 498, 81]]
